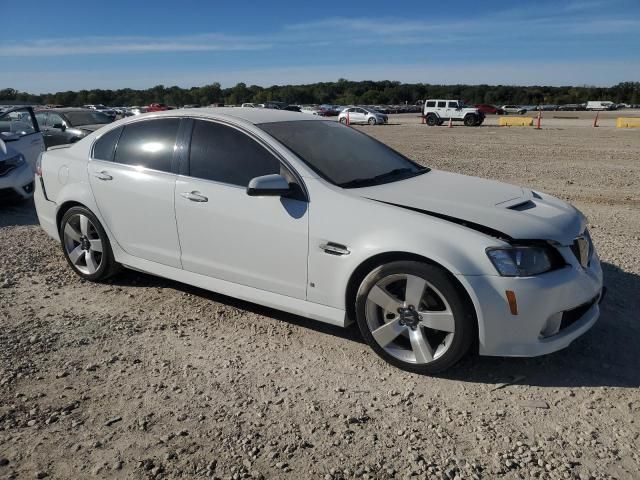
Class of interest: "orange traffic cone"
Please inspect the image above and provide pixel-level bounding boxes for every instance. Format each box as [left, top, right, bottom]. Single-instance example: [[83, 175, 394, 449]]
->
[[448, 117, 453, 128], [593, 111, 599, 128]]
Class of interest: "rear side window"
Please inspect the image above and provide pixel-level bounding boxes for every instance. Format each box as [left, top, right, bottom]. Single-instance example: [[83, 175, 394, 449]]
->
[[92, 127, 123, 161], [189, 120, 280, 187], [114, 119, 179, 172], [437, 101, 446, 108], [426, 101, 436, 107]]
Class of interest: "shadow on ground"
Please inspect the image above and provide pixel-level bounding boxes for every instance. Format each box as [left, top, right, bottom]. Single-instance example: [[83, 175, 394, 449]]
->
[[0, 199, 38, 227], [106, 260, 640, 389]]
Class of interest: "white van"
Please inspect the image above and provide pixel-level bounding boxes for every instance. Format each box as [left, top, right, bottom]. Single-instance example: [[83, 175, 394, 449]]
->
[[586, 101, 615, 111]]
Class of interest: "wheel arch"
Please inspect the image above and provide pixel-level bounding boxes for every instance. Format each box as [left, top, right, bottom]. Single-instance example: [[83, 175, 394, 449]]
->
[[344, 251, 479, 347], [56, 200, 88, 233]]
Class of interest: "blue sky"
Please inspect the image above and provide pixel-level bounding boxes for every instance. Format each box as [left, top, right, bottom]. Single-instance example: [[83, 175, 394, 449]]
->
[[2, 0, 639, 93]]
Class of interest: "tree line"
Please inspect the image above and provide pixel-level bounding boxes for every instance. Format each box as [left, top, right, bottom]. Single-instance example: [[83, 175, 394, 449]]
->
[[1, 80, 638, 107]]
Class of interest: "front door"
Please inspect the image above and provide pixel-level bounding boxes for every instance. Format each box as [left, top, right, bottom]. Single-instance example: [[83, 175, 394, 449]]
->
[[0, 107, 45, 170], [88, 118, 182, 268], [175, 119, 309, 299]]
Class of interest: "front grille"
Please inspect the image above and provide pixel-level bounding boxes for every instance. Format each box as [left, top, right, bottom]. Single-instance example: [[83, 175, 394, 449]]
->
[[0, 187, 22, 202], [559, 295, 598, 331]]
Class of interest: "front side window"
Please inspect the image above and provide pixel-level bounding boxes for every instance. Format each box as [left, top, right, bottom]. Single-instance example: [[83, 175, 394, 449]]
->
[[259, 120, 427, 188], [48, 113, 65, 128], [448, 101, 459, 108], [0, 108, 37, 137], [92, 126, 123, 162], [35, 112, 48, 127], [189, 120, 280, 187], [113, 118, 179, 172]]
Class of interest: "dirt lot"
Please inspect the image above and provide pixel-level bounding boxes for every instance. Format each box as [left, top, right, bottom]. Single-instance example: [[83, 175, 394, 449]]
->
[[1, 119, 639, 480]]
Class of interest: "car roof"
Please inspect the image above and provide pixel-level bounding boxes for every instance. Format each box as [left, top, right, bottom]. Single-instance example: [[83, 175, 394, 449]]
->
[[36, 108, 96, 113], [131, 107, 323, 125]]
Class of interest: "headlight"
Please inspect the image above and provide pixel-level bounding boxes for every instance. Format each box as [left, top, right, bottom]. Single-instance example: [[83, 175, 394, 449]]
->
[[6, 154, 25, 167], [486, 246, 556, 276]]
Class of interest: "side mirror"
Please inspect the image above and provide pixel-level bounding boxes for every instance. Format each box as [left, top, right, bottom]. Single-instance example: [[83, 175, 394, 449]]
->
[[53, 123, 66, 131], [247, 174, 292, 197], [0, 132, 20, 142]]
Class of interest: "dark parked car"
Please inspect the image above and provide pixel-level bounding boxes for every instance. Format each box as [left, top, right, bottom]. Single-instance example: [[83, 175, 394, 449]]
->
[[474, 104, 504, 115], [35, 108, 113, 148]]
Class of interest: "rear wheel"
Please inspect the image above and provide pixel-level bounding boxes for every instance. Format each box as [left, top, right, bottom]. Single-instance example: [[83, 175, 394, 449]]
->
[[355, 261, 475, 374], [425, 114, 438, 126], [60, 206, 120, 281]]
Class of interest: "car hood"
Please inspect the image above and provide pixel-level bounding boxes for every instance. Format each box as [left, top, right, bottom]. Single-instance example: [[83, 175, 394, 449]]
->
[[353, 170, 585, 245]]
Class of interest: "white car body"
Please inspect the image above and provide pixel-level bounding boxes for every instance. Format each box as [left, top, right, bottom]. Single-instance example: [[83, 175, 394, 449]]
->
[[338, 107, 388, 125], [0, 106, 45, 200], [34, 108, 603, 368], [423, 100, 484, 126], [586, 101, 615, 111]]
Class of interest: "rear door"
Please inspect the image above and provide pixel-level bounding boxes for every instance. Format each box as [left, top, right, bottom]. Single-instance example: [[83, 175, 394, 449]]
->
[[0, 107, 45, 170], [174, 119, 309, 299], [88, 118, 182, 268]]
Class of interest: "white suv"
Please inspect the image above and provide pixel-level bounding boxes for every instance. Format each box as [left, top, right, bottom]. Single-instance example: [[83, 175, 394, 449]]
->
[[423, 100, 484, 126]]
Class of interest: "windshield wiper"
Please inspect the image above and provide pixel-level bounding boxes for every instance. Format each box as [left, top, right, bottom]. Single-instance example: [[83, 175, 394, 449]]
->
[[339, 167, 428, 189]]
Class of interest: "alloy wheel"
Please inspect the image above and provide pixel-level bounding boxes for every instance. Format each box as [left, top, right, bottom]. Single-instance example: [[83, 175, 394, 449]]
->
[[62, 213, 104, 275], [364, 273, 456, 364]]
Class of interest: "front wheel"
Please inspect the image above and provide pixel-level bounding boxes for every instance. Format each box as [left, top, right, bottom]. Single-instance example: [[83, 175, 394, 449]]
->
[[464, 114, 478, 126], [368, 117, 377, 125], [355, 261, 475, 374], [339, 117, 348, 124], [60, 206, 120, 281]]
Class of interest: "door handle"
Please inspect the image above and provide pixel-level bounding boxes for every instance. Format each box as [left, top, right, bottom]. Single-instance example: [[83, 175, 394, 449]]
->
[[93, 171, 113, 181], [180, 191, 208, 202]]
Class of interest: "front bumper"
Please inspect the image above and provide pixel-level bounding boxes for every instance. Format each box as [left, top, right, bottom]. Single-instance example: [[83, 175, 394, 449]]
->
[[0, 162, 35, 201], [461, 249, 604, 357]]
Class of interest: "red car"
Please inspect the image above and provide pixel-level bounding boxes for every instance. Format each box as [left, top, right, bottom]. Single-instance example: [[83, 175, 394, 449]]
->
[[147, 103, 169, 112], [474, 104, 504, 115]]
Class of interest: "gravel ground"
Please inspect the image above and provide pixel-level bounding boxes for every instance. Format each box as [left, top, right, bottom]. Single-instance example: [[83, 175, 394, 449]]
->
[[1, 119, 639, 480]]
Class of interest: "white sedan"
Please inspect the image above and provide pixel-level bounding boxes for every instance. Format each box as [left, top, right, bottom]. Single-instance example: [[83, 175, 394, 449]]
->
[[34, 108, 604, 373]]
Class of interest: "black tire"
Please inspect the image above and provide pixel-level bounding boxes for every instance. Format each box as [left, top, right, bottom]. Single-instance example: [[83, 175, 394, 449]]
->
[[425, 114, 438, 126], [339, 117, 348, 124], [59, 206, 120, 282], [355, 261, 475, 374], [368, 117, 377, 125], [464, 114, 478, 126]]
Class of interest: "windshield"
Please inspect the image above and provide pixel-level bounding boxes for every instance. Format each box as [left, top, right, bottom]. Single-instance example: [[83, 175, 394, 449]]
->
[[65, 111, 112, 126], [259, 120, 428, 188]]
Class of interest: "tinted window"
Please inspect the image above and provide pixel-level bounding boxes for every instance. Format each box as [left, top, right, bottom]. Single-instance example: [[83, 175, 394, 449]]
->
[[93, 126, 123, 161], [260, 120, 426, 188], [65, 111, 112, 126], [0, 108, 37, 137], [426, 101, 436, 107], [35, 112, 48, 127], [114, 119, 179, 172], [48, 113, 65, 128], [189, 120, 280, 186], [437, 101, 446, 108], [448, 101, 458, 108]]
